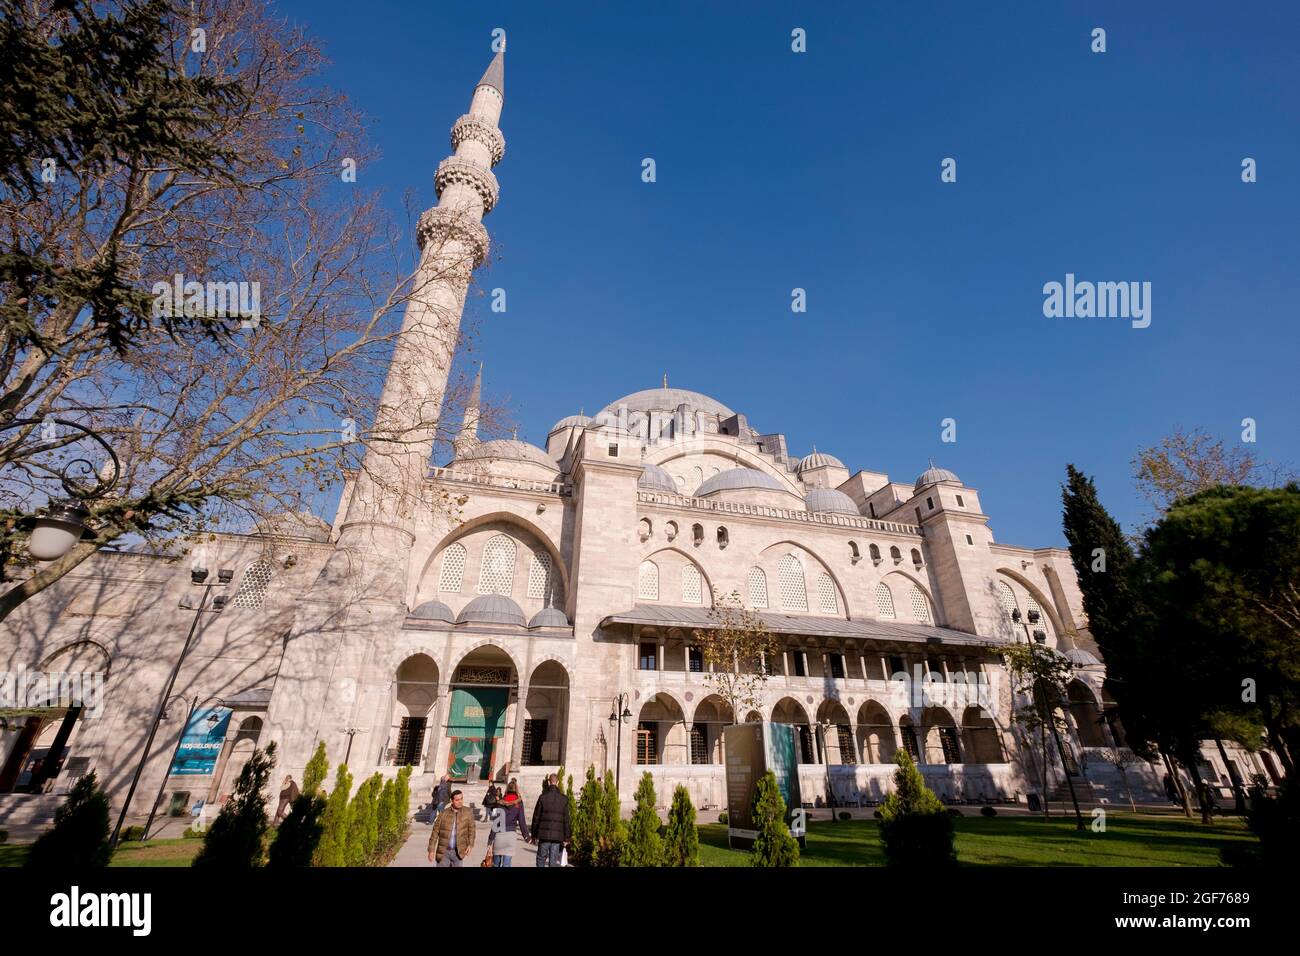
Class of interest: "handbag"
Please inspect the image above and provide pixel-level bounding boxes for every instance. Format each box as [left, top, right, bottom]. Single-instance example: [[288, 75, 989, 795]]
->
[[480, 853, 493, 868]]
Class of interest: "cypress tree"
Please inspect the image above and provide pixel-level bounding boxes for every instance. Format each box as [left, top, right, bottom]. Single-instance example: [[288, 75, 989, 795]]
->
[[750, 770, 799, 867], [375, 778, 398, 857], [193, 743, 276, 868], [25, 771, 110, 868], [662, 784, 699, 867], [312, 764, 352, 867], [572, 766, 602, 866], [623, 772, 663, 867], [267, 794, 325, 868], [597, 769, 626, 867], [302, 741, 329, 796], [878, 750, 956, 868], [345, 773, 382, 866], [1061, 463, 1139, 661]]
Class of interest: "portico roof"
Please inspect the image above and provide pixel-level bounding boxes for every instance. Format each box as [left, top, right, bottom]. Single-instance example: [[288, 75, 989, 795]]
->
[[598, 605, 1005, 648]]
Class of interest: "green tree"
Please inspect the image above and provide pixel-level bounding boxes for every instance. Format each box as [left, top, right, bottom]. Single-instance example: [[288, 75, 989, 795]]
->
[[267, 793, 325, 868], [749, 770, 798, 867], [375, 778, 398, 857], [695, 591, 778, 722], [311, 763, 352, 867], [623, 772, 663, 867], [571, 766, 602, 866], [302, 742, 329, 797], [596, 769, 626, 867], [25, 771, 110, 868], [662, 784, 699, 867], [344, 772, 382, 866], [878, 750, 956, 868], [193, 742, 276, 867]]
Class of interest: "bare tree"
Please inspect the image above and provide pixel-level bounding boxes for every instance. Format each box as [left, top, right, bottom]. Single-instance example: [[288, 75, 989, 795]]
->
[[694, 591, 778, 726], [1132, 425, 1293, 513]]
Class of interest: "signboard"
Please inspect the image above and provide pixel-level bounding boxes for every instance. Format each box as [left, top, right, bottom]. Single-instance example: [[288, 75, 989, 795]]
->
[[723, 721, 804, 850], [169, 706, 231, 775], [446, 687, 507, 780]]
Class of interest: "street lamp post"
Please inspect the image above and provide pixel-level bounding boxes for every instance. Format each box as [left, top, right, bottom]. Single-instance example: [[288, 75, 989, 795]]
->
[[109, 565, 232, 848], [607, 693, 632, 794]]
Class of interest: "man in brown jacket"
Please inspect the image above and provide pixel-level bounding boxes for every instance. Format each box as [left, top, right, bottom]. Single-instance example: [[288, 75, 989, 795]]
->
[[427, 789, 476, 866]]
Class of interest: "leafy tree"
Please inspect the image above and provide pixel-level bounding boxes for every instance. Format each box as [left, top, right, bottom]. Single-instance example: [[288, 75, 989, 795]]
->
[[193, 742, 275, 867], [344, 772, 381, 866], [571, 766, 602, 867], [662, 784, 699, 867], [311, 763, 352, 867], [695, 591, 778, 723], [878, 750, 956, 868], [1131, 426, 1288, 514], [623, 772, 663, 867], [267, 793, 325, 868], [25, 771, 110, 868], [375, 778, 398, 857], [749, 770, 798, 867], [596, 769, 626, 867], [302, 742, 329, 797]]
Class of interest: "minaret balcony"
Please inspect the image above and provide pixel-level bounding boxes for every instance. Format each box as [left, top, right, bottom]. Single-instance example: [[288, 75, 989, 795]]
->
[[434, 157, 500, 213]]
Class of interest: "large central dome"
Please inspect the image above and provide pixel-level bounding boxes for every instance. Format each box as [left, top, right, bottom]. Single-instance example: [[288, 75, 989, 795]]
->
[[598, 387, 734, 419]]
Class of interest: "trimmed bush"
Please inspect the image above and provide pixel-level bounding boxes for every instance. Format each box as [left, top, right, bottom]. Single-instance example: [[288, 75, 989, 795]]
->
[[25, 772, 111, 868], [624, 772, 663, 867], [750, 770, 799, 867], [121, 825, 145, 841], [718, 811, 728, 825], [344, 773, 382, 867], [878, 750, 957, 868], [193, 743, 277, 868], [302, 741, 329, 796], [663, 785, 699, 867], [980, 805, 998, 817], [312, 763, 353, 867], [837, 811, 851, 821], [267, 794, 326, 868]]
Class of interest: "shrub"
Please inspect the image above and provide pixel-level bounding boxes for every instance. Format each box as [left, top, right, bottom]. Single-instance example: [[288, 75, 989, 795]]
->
[[302, 741, 329, 797], [873, 809, 882, 819], [980, 805, 998, 817], [878, 750, 956, 868], [718, 811, 728, 825], [838, 811, 851, 821], [312, 764, 353, 867], [0, 829, 7, 845], [267, 794, 326, 867], [344, 773, 382, 866], [193, 743, 277, 868], [624, 773, 663, 867], [182, 826, 204, 839], [663, 785, 699, 867], [947, 808, 962, 817], [750, 770, 799, 867], [25, 772, 111, 868], [121, 825, 145, 842], [1224, 779, 1300, 866]]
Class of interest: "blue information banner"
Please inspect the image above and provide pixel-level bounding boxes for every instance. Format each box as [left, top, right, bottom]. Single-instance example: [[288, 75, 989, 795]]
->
[[169, 707, 232, 775]]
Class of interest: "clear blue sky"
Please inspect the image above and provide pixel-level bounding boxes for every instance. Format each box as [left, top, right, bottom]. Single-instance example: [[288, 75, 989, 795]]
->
[[280, 0, 1299, 548]]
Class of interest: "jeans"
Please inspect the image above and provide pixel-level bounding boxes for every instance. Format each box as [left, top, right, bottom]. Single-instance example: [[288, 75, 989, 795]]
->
[[437, 849, 463, 867], [492, 854, 511, 868], [535, 841, 563, 867]]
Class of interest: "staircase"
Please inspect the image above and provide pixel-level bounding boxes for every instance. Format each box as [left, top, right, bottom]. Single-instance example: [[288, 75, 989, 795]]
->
[[1046, 777, 1095, 807]]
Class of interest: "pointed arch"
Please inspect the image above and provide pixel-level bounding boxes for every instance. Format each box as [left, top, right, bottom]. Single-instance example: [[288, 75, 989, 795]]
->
[[747, 566, 769, 608], [477, 534, 517, 595], [438, 542, 467, 593], [638, 560, 659, 601]]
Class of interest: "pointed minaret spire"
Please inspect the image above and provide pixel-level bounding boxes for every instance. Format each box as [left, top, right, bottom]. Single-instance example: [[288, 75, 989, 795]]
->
[[663, 373, 669, 389], [454, 363, 483, 459], [477, 48, 504, 99]]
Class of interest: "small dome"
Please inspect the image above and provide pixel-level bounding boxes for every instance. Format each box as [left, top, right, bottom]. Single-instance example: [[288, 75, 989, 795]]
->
[[528, 607, 570, 628], [410, 600, 454, 623], [799, 451, 845, 472], [455, 438, 555, 468], [549, 414, 591, 434], [804, 488, 860, 515], [599, 387, 734, 419], [254, 510, 331, 542], [1065, 647, 1102, 667], [697, 467, 785, 497], [455, 594, 526, 627], [914, 463, 961, 492], [637, 462, 678, 493]]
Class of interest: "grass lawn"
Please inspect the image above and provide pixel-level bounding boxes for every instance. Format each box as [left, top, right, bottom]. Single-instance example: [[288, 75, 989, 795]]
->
[[0, 837, 202, 868], [698, 812, 1258, 867]]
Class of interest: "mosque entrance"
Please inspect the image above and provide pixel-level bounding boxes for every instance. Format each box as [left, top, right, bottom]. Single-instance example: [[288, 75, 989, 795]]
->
[[445, 646, 516, 781]]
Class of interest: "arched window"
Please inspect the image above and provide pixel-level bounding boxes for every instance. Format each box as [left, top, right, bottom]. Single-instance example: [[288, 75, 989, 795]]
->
[[777, 554, 807, 612], [889, 545, 902, 564], [692, 523, 704, 546], [232, 560, 274, 609], [911, 548, 923, 569], [849, 541, 861, 563], [477, 534, 517, 595], [869, 543, 881, 564], [638, 518, 651, 542], [909, 584, 932, 623], [438, 542, 467, 593], [638, 561, 660, 601], [997, 581, 1019, 619], [716, 526, 729, 549], [816, 573, 838, 614], [747, 567, 769, 608], [527, 550, 553, 600], [875, 582, 896, 620], [681, 563, 702, 604]]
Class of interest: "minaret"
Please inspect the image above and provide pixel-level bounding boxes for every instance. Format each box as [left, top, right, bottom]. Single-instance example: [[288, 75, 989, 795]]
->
[[332, 48, 506, 596], [454, 362, 484, 458]]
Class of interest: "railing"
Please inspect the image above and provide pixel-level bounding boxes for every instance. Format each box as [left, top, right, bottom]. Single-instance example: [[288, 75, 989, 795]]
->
[[635, 490, 920, 535], [428, 466, 572, 497]]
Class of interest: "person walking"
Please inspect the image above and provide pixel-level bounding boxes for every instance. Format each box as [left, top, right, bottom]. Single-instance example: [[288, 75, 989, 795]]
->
[[428, 790, 476, 867], [483, 780, 500, 820], [274, 774, 300, 824], [486, 779, 530, 868], [530, 772, 570, 867], [432, 774, 451, 818]]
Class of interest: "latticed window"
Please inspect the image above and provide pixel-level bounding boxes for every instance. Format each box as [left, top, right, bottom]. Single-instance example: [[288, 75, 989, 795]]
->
[[816, 573, 838, 614], [837, 724, 856, 765], [477, 535, 516, 595], [1026, 596, 1051, 636], [747, 567, 769, 608], [687, 646, 704, 672], [901, 725, 919, 760], [777, 554, 807, 611], [997, 581, 1019, 618], [681, 563, 702, 604], [526, 550, 552, 600], [636, 723, 658, 764], [909, 585, 932, 623], [689, 724, 708, 765], [438, 542, 466, 593], [875, 583, 896, 620], [939, 726, 962, 764], [232, 560, 273, 609], [638, 561, 659, 601]]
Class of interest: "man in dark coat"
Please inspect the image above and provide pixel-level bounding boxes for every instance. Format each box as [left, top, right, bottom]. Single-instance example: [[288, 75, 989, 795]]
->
[[530, 773, 571, 867]]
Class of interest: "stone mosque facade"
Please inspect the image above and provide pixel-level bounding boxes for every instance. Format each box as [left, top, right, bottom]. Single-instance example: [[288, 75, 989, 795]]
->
[[11, 51, 1273, 832]]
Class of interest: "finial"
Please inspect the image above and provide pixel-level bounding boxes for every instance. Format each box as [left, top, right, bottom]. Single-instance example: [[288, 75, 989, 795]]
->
[[662, 373, 668, 389], [928, 456, 936, 468], [512, 426, 518, 440]]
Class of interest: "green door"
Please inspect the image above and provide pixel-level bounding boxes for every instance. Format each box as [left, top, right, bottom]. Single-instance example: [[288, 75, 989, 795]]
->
[[446, 687, 508, 780]]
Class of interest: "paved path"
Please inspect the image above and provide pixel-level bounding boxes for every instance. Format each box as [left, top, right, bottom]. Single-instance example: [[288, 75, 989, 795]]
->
[[389, 812, 540, 868]]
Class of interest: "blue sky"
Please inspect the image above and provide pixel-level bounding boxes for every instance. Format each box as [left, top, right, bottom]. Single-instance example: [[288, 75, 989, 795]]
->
[[280, 0, 1299, 548]]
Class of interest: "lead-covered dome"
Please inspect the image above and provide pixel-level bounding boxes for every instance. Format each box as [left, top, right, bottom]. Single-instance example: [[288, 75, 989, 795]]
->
[[637, 462, 678, 493], [1065, 647, 1102, 667], [914, 463, 961, 492], [529, 607, 570, 628], [804, 488, 860, 515], [456, 594, 526, 626], [455, 438, 555, 468], [598, 387, 734, 419], [548, 414, 591, 433], [697, 467, 785, 496], [799, 451, 845, 473], [410, 600, 455, 623]]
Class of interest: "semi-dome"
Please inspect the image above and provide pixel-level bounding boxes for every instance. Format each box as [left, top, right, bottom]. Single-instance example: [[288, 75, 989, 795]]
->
[[548, 414, 591, 433], [696, 467, 785, 497], [1065, 647, 1102, 667], [455, 438, 555, 468], [455, 594, 526, 626], [798, 451, 845, 472], [528, 607, 570, 628], [637, 462, 678, 493], [410, 600, 455, 623], [914, 463, 961, 492], [804, 488, 860, 515], [598, 387, 734, 419]]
